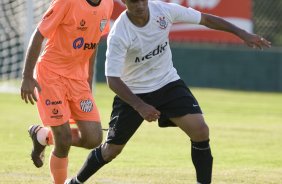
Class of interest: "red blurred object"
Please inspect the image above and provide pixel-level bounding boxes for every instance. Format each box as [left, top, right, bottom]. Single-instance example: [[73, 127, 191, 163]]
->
[[111, 0, 252, 43]]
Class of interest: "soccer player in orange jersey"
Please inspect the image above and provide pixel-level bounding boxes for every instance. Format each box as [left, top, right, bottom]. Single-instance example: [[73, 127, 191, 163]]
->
[[20, 0, 113, 183]]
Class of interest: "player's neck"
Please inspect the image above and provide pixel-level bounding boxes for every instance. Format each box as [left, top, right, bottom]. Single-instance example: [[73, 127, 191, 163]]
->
[[86, 0, 101, 6], [126, 11, 149, 27], [90, 0, 101, 3]]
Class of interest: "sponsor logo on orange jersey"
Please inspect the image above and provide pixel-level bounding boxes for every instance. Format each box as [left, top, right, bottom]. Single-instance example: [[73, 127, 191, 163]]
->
[[45, 99, 62, 106], [73, 37, 97, 50], [77, 19, 88, 31], [50, 108, 63, 119]]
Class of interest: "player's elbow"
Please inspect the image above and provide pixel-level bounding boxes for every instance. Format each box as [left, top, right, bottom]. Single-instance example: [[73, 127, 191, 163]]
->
[[106, 76, 120, 91]]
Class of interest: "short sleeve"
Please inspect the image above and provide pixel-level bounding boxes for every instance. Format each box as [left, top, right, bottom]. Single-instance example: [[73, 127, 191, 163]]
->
[[37, 0, 70, 38], [105, 34, 128, 77]]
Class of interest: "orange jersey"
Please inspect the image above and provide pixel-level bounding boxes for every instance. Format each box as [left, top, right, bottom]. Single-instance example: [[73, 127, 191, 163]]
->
[[37, 0, 113, 80]]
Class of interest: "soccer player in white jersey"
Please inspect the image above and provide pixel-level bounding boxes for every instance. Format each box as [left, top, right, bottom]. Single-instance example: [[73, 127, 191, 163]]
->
[[66, 0, 271, 183]]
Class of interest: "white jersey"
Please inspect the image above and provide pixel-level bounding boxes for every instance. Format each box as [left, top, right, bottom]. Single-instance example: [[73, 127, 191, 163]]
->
[[105, 0, 201, 94]]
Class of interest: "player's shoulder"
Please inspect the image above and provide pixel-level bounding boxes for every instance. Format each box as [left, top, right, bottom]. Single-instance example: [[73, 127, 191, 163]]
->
[[149, 0, 173, 13], [149, 0, 176, 18], [54, 0, 72, 4], [112, 11, 127, 29], [50, 0, 71, 5], [63, 0, 84, 6], [109, 12, 129, 38], [149, 0, 168, 7], [101, 0, 114, 13], [102, 0, 114, 6], [66, 0, 76, 3], [50, 0, 72, 8]]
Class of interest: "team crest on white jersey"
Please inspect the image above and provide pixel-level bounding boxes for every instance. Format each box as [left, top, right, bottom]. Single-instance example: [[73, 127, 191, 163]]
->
[[100, 19, 107, 32], [156, 16, 167, 29]]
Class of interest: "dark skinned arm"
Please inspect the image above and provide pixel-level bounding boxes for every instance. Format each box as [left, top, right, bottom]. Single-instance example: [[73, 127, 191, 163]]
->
[[106, 76, 160, 122], [20, 29, 44, 105], [200, 13, 271, 49]]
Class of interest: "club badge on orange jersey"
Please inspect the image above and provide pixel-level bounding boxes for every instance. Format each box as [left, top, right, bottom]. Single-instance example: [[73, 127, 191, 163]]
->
[[100, 19, 107, 32], [80, 99, 93, 112]]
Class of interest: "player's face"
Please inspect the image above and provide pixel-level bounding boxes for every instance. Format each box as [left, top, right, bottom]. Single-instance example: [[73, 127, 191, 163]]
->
[[124, 0, 149, 18]]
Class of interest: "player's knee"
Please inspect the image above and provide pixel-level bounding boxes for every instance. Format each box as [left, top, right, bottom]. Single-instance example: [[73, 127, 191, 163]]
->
[[84, 136, 103, 149], [57, 137, 72, 150], [54, 130, 72, 146], [102, 144, 123, 162], [104, 149, 122, 162], [197, 123, 210, 140], [53, 132, 72, 157], [81, 133, 103, 149]]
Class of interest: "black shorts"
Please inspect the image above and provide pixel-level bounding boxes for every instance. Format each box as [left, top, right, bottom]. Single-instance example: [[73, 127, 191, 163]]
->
[[105, 79, 202, 145]]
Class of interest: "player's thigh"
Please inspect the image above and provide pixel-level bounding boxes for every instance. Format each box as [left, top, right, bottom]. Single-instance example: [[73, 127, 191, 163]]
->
[[68, 80, 101, 123], [170, 113, 209, 141], [76, 120, 103, 141], [105, 96, 144, 145]]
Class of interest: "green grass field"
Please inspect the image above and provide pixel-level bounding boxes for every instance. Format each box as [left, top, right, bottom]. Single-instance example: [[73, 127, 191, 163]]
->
[[0, 83, 281, 184]]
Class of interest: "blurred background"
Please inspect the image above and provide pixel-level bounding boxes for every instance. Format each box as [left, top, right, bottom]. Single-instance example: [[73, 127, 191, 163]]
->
[[0, 0, 282, 92]]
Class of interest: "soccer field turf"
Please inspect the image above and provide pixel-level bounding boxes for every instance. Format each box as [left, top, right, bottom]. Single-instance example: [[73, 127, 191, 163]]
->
[[0, 83, 281, 184]]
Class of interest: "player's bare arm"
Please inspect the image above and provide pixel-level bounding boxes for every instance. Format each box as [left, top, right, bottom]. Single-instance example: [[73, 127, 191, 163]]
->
[[106, 76, 160, 122], [21, 29, 44, 105], [200, 13, 271, 49]]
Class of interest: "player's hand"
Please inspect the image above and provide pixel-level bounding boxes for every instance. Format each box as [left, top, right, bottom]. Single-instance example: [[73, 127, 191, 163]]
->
[[242, 32, 271, 50], [134, 102, 161, 122], [20, 76, 41, 105]]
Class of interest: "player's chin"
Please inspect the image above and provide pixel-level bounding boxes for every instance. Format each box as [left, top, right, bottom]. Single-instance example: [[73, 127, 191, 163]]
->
[[135, 10, 147, 17]]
